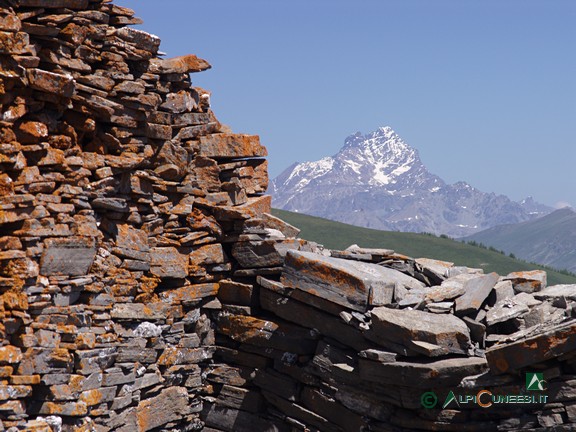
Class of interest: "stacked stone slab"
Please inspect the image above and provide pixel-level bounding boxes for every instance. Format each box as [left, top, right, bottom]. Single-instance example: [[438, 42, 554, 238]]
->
[[210, 247, 576, 432], [2, 1, 576, 431]]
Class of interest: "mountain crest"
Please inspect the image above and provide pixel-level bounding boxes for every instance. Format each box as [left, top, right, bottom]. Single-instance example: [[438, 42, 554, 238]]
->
[[270, 126, 551, 237]]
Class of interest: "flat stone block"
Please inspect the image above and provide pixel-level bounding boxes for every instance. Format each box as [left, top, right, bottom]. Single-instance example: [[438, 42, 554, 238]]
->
[[40, 238, 96, 276], [359, 356, 487, 388], [486, 319, 576, 374], [198, 134, 267, 158], [282, 250, 420, 312], [370, 307, 471, 356], [504, 270, 547, 293], [150, 247, 188, 278], [455, 273, 499, 316]]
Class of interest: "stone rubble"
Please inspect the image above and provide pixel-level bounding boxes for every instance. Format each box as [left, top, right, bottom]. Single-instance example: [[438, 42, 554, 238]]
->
[[1, 1, 576, 432]]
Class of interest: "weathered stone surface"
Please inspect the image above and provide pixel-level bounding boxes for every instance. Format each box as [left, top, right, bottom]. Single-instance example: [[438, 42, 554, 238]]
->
[[189, 243, 226, 266], [148, 54, 211, 74], [259, 284, 370, 352], [359, 356, 488, 388], [282, 250, 419, 312], [136, 387, 190, 431], [160, 283, 219, 304], [150, 247, 188, 278], [217, 280, 254, 306], [110, 302, 179, 320], [202, 402, 285, 432], [37, 401, 88, 416], [27, 69, 75, 97], [493, 280, 515, 302], [370, 307, 471, 356], [486, 319, 576, 374], [0, 346, 23, 365], [425, 301, 453, 313], [245, 213, 300, 238], [534, 284, 576, 300], [504, 270, 547, 293], [359, 348, 397, 362], [218, 314, 318, 355], [157, 347, 215, 366], [232, 239, 306, 268], [486, 298, 530, 326], [199, 134, 267, 158], [425, 274, 478, 304], [115, 27, 160, 52], [40, 238, 96, 276], [91, 197, 128, 212], [0, 12, 21, 32], [415, 257, 453, 280], [455, 272, 499, 316], [0, 31, 29, 54], [261, 390, 337, 432], [300, 386, 367, 431]]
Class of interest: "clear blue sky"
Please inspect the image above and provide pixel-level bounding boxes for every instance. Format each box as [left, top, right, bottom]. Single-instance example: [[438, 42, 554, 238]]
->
[[121, 0, 575, 209]]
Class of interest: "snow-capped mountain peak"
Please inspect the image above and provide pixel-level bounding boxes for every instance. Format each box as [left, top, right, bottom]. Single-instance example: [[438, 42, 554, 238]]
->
[[270, 126, 552, 237], [339, 126, 419, 186]]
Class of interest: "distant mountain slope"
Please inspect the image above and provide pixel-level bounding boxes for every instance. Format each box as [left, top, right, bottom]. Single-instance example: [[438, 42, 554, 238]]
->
[[270, 126, 551, 237], [463, 207, 576, 273], [271, 208, 576, 286]]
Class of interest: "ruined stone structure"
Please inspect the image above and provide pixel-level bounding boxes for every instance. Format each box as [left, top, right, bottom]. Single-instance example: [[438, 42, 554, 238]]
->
[[2, 1, 576, 431]]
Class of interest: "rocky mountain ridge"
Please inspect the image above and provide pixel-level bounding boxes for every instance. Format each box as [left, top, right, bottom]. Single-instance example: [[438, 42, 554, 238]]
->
[[271, 127, 551, 237]]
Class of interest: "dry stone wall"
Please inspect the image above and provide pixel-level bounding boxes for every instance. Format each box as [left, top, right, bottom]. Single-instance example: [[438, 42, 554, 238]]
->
[[2, 1, 576, 431]]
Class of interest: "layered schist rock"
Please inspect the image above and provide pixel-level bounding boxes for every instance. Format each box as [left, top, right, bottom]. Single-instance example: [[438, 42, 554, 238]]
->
[[0, 1, 280, 430], [2, 2, 576, 432]]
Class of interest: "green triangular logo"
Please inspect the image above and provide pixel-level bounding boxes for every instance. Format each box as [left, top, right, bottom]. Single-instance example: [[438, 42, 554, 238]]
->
[[443, 390, 460, 409], [526, 372, 545, 391]]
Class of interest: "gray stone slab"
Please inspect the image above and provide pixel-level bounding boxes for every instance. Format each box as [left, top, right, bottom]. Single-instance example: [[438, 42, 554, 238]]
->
[[40, 238, 96, 276], [281, 250, 423, 312], [359, 356, 488, 388], [486, 319, 576, 374], [370, 307, 471, 356], [504, 270, 547, 293], [455, 272, 499, 316], [232, 239, 304, 268], [486, 299, 530, 326], [150, 247, 188, 279], [534, 284, 576, 301], [415, 257, 453, 280], [91, 197, 129, 212], [425, 301, 453, 313], [493, 280, 515, 302], [135, 386, 190, 431], [462, 316, 486, 345], [359, 348, 397, 363], [260, 287, 370, 352], [513, 292, 542, 307]]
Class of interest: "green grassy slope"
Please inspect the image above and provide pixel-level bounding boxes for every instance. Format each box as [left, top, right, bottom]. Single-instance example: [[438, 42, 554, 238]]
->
[[271, 208, 576, 286], [464, 207, 576, 273]]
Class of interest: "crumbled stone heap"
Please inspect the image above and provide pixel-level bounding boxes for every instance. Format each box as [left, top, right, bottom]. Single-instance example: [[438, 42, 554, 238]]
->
[[2, 1, 576, 431]]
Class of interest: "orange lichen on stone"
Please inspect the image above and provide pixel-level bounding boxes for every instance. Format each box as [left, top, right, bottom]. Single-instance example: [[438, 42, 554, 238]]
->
[[148, 54, 211, 74], [198, 134, 267, 159], [39, 401, 88, 416], [10, 375, 40, 385], [217, 314, 278, 343], [0, 345, 23, 364], [1, 289, 28, 310]]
